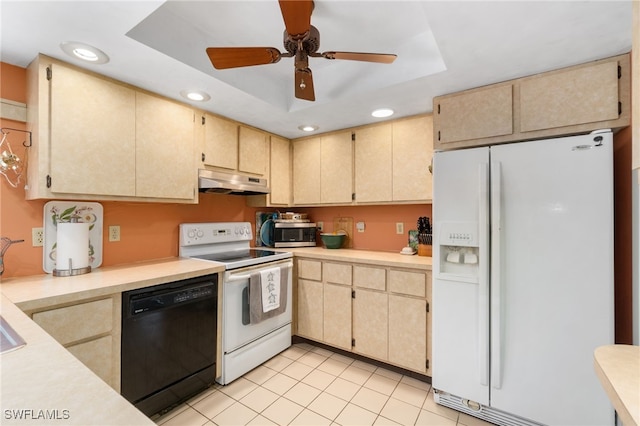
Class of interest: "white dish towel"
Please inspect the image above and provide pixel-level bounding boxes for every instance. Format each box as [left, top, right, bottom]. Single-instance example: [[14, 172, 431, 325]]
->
[[260, 267, 281, 313]]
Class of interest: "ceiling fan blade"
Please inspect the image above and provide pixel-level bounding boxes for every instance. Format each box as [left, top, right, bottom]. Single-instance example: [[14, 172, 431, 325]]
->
[[295, 68, 315, 101], [279, 0, 313, 39], [322, 51, 397, 64], [206, 47, 281, 69]]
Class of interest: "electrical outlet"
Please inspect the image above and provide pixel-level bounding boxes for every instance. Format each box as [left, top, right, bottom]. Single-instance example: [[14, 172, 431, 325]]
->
[[109, 225, 120, 242], [396, 222, 404, 235], [317, 221, 324, 232], [32, 227, 44, 247]]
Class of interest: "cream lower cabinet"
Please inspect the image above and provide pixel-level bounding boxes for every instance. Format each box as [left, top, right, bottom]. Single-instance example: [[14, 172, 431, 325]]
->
[[29, 295, 121, 391], [295, 257, 431, 376]]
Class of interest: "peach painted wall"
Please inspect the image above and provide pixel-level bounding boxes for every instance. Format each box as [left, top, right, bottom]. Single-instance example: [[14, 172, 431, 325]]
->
[[0, 62, 431, 279]]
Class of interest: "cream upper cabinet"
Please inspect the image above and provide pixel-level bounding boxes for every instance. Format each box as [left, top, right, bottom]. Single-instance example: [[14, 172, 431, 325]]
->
[[26, 55, 197, 203], [135, 92, 195, 200], [238, 126, 267, 176], [268, 135, 291, 206], [354, 123, 393, 203], [48, 62, 137, 197], [293, 131, 353, 205], [202, 115, 267, 177], [392, 115, 433, 202], [434, 53, 630, 150], [203, 113, 237, 170], [320, 131, 353, 204], [292, 137, 321, 204], [434, 84, 514, 148]]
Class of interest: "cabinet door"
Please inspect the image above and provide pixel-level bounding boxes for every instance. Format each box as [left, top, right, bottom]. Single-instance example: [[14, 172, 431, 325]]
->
[[392, 116, 433, 201], [323, 283, 352, 350], [353, 289, 388, 361], [239, 126, 267, 175], [49, 63, 136, 196], [321, 131, 353, 204], [67, 335, 113, 386], [355, 123, 392, 202], [135, 92, 195, 200], [293, 137, 321, 204], [434, 84, 513, 146], [388, 295, 426, 373], [519, 61, 620, 132], [269, 135, 291, 205], [203, 113, 238, 170], [297, 278, 323, 341]]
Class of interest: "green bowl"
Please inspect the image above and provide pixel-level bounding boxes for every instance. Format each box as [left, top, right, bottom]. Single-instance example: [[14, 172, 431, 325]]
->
[[320, 233, 345, 249]]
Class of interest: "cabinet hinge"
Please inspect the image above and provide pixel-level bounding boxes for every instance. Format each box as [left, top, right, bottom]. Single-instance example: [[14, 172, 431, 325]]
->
[[352, 338, 356, 347], [426, 359, 430, 370], [351, 193, 356, 201], [618, 101, 622, 116], [201, 116, 206, 125], [437, 131, 441, 141], [437, 104, 440, 114], [46, 67, 52, 81], [426, 302, 430, 313], [201, 152, 205, 162], [618, 65, 622, 79], [351, 132, 355, 142], [351, 290, 355, 299], [46, 175, 52, 188]]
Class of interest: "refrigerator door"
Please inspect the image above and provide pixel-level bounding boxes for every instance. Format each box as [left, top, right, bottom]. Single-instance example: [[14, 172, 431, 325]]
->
[[489, 132, 614, 425], [433, 147, 490, 406]]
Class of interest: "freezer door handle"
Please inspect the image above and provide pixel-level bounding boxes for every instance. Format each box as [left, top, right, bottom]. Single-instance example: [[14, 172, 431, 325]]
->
[[490, 160, 503, 389], [478, 162, 490, 386]]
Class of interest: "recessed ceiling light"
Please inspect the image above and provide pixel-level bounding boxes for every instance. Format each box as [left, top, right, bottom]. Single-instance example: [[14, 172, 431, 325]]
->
[[371, 108, 394, 118], [298, 125, 319, 132], [60, 42, 109, 64], [180, 90, 211, 102]]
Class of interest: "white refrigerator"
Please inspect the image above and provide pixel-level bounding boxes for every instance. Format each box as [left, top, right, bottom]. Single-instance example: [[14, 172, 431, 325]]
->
[[432, 131, 615, 426]]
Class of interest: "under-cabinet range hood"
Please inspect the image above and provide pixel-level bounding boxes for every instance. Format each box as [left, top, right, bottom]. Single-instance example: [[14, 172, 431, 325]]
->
[[198, 169, 269, 195]]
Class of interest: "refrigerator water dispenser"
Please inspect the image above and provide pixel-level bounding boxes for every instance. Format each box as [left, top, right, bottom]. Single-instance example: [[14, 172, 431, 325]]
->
[[437, 222, 480, 282]]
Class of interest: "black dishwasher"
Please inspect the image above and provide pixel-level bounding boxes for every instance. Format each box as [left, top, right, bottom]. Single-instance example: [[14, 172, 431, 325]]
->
[[121, 274, 217, 416]]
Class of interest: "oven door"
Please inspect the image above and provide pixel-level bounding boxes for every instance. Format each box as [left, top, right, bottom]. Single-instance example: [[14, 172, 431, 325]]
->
[[222, 259, 293, 353]]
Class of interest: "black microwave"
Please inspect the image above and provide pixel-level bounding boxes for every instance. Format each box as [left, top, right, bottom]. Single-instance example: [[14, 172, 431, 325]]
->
[[273, 222, 317, 247]]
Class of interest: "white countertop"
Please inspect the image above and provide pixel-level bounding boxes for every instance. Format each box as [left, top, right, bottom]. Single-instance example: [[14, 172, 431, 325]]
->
[[0, 257, 225, 425]]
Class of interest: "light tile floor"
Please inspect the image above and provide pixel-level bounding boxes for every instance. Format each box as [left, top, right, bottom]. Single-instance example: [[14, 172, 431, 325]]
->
[[153, 343, 494, 426]]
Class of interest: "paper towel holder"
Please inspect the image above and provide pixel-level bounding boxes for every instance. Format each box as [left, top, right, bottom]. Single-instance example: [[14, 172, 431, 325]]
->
[[53, 215, 92, 277]]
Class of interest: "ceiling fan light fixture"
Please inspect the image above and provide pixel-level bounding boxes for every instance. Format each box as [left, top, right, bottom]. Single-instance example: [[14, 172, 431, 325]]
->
[[60, 42, 109, 64], [371, 108, 394, 118], [298, 125, 318, 132], [180, 90, 211, 102]]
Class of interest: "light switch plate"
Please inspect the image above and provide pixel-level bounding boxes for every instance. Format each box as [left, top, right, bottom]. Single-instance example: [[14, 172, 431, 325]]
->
[[396, 223, 404, 234], [356, 222, 365, 233]]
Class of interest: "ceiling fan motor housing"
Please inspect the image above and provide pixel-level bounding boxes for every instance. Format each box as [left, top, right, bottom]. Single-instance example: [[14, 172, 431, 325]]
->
[[283, 25, 320, 55]]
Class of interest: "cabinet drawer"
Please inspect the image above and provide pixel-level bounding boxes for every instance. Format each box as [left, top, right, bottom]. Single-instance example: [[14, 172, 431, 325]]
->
[[353, 265, 386, 291], [388, 270, 426, 297], [32, 298, 113, 345], [297, 259, 322, 281], [323, 262, 352, 285]]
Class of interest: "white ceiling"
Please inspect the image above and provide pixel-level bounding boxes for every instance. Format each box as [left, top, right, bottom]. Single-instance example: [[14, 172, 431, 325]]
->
[[0, 1, 632, 139]]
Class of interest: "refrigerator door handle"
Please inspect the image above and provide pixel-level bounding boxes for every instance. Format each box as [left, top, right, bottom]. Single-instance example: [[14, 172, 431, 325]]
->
[[490, 160, 503, 389], [478, 162, 490, 387]]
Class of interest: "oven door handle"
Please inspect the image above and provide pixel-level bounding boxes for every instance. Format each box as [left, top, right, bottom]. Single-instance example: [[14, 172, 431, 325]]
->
[[226, 263, 293, 283]]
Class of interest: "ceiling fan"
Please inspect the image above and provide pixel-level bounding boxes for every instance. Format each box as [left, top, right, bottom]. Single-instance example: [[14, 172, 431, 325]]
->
[[205, 0, 397, 102]]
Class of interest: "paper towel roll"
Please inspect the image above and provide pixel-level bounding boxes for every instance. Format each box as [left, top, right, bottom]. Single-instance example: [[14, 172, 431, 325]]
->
[[56, 222, 90, 271]]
